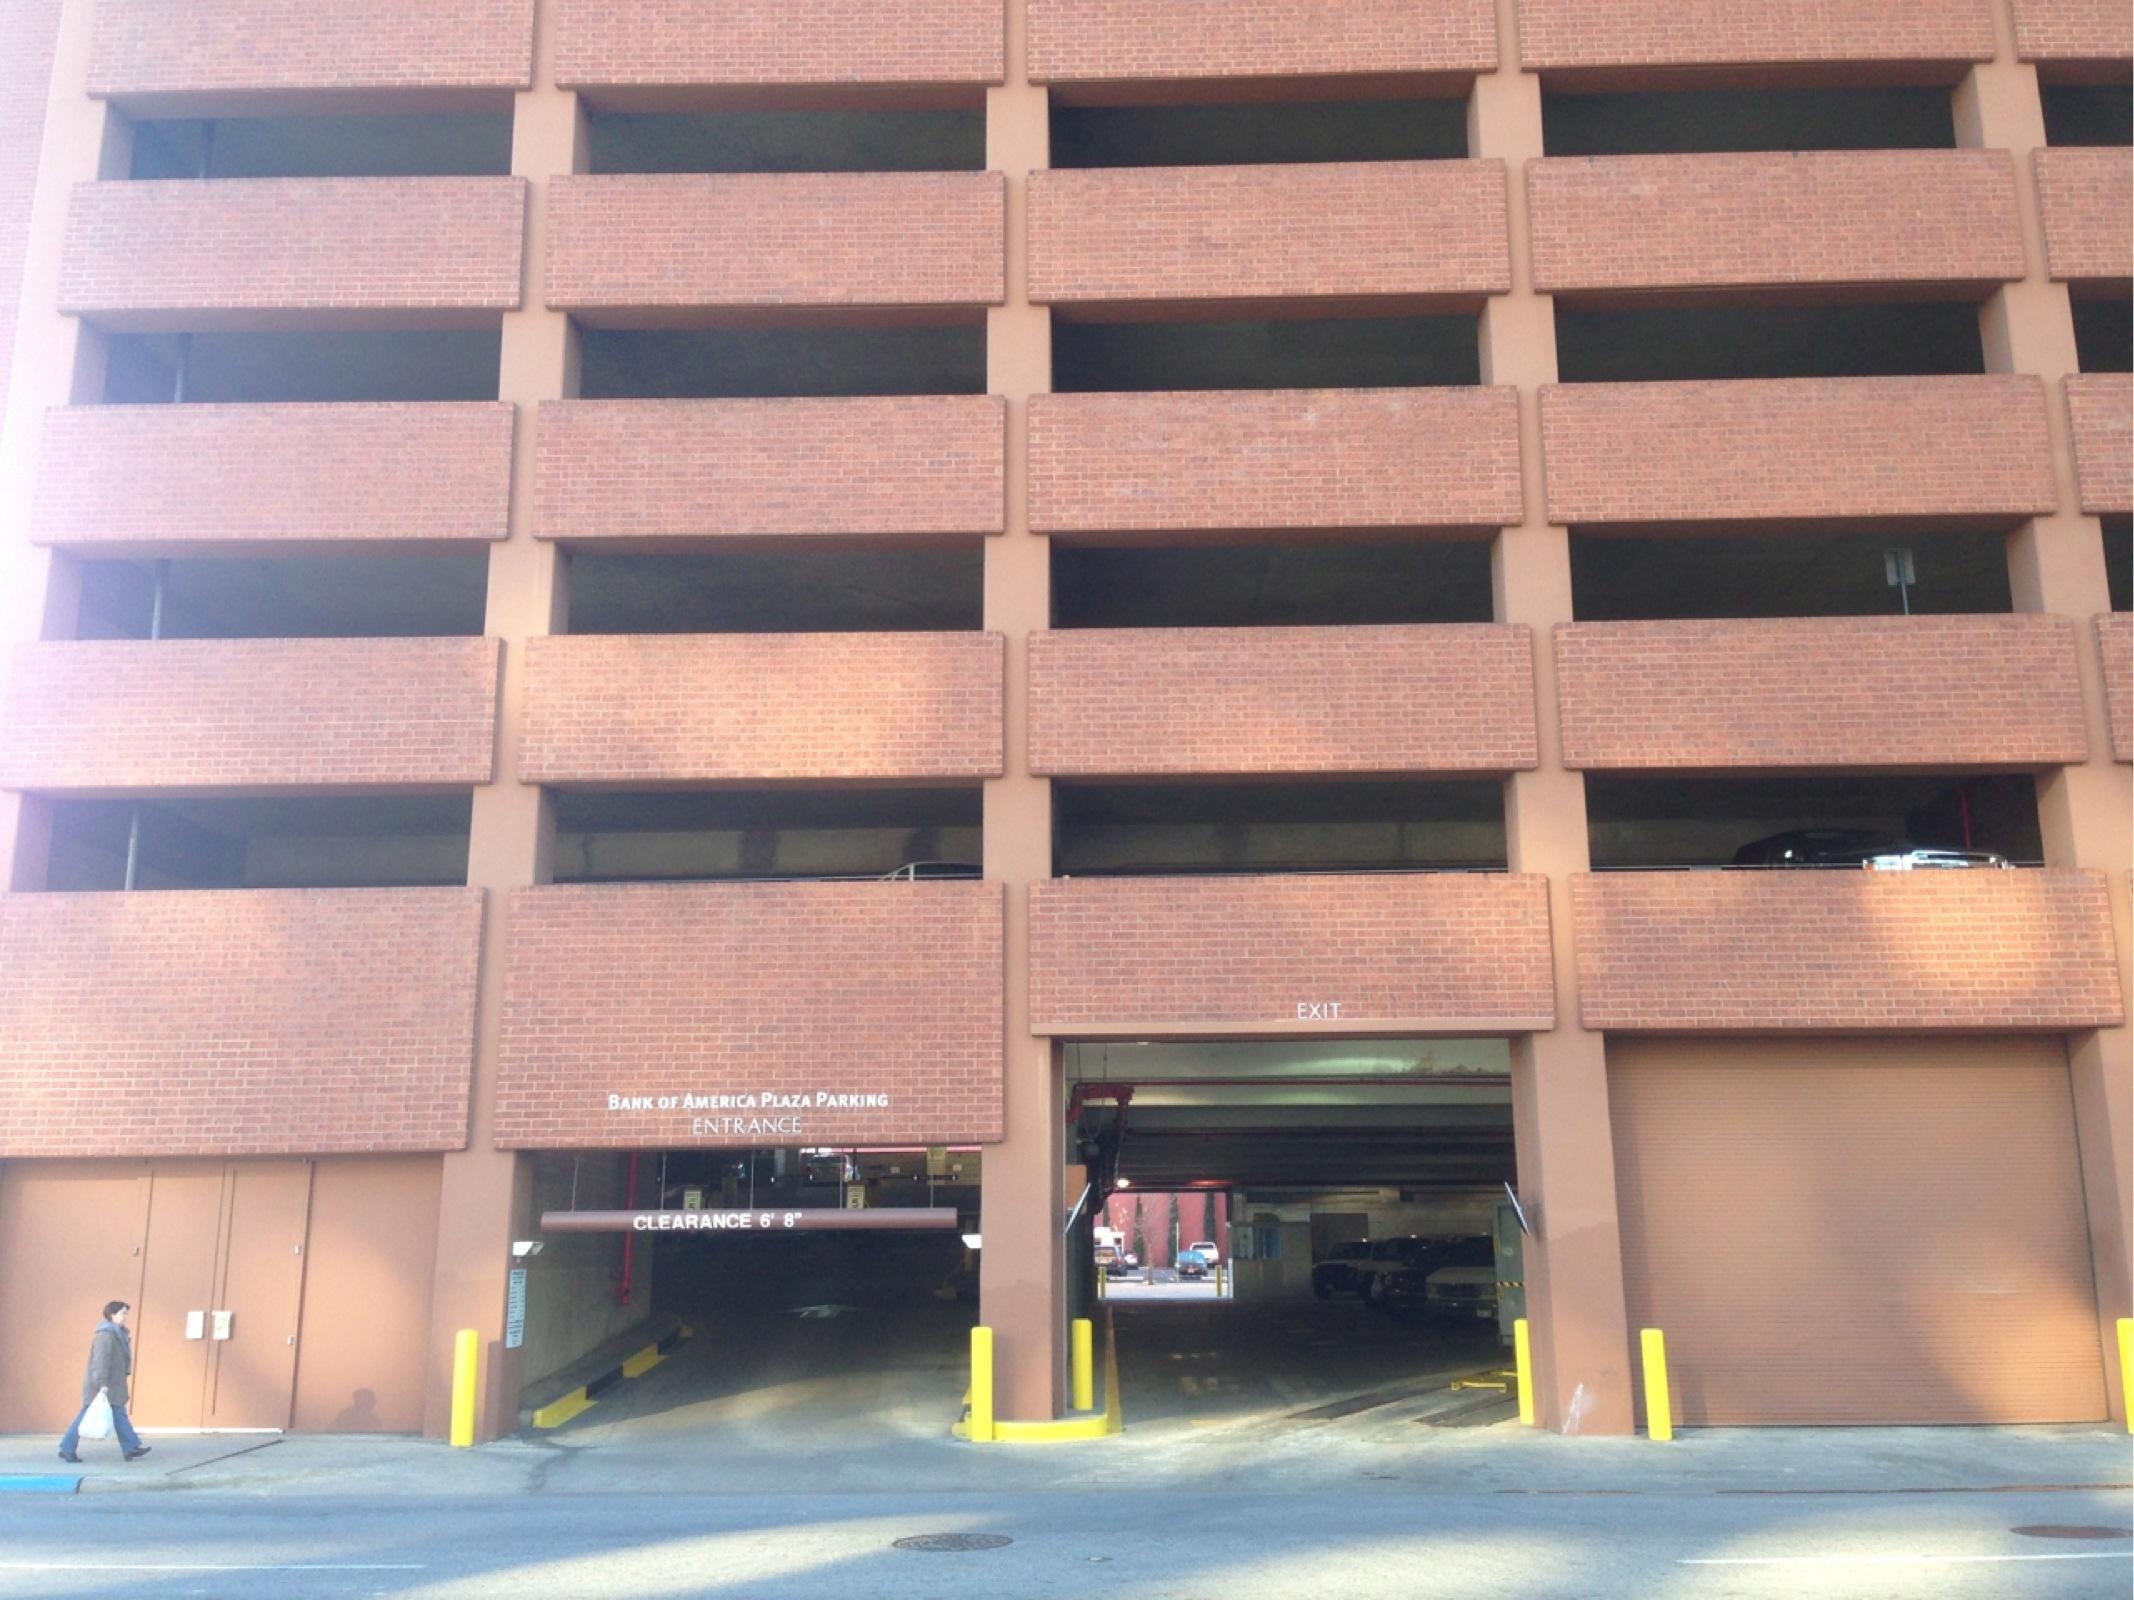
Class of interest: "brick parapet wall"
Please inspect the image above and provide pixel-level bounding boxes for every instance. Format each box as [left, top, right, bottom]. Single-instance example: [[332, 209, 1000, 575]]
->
[[2033, 148, 2134, 287], [1572, 869, 2125, 1030], [0, 888, 483, 1157], [1528, 151, 2024, 297], [2101, 614, 2133, 764], [0, 637, 501, 791], [1028, 161, 1509, 311], [517, 632, 1003, 783], [32, 403, 515, 546], [1554, 615, 2092, 771], [58, 178, 526, 322], [495, 881, 1004, 1147], [88, 0, 535, 101], [0, 0, 60, 412], [1027, 0, 1496, 91], [2066, 375, 2133, 514], [535, 397, 1003, 540], [546, 173, 1004, 316], [1539, 377, 2057, 528], [1514, 0, 1995, 82], [554, 0, 1002, 92], [1029, 625, 1538, 776], [1029, 873, 1556, 1031], [2010, 0, 2134, 69], [1027, 388, 1521, 535]]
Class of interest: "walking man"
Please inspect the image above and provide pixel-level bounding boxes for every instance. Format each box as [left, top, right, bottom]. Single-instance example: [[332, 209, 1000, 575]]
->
[[58, 1301, 150, 1464]]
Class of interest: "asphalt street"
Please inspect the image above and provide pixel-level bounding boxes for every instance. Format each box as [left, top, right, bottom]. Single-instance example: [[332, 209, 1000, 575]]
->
[[0, 1487, 2129, 1600]]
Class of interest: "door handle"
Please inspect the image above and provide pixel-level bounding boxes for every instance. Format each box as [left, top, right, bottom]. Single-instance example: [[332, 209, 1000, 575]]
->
[[210, 1310, 233, 1341], [185, 1310, 205, 1341]]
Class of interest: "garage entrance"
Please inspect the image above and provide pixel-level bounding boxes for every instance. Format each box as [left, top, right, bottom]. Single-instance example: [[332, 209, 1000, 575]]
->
[[522, 1146, 980, 1439], [1070, 1039, 1526, 1430], [1610, 1036, 2108, 1426]]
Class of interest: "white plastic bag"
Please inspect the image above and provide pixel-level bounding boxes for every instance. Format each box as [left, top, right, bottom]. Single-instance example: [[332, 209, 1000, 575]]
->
[[78, 1389, 114, 1441]]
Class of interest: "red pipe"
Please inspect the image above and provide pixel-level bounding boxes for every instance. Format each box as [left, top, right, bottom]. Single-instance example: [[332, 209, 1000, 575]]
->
[[617, 1152, 639, 1306]]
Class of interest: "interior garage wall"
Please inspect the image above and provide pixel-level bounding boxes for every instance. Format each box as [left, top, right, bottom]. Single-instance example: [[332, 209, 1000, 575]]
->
[[291, 1156, 443, 1434], [1609, 1036, 2107, 1426], [516, 1151, 652, 1390]]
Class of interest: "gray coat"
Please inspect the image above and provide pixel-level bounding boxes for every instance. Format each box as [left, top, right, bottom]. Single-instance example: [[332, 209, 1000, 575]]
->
[[81, 1320, 130, 1409]]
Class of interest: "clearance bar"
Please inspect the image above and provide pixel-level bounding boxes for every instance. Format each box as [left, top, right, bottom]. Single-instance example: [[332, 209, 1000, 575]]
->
[[540, 1207, 962, 1234]]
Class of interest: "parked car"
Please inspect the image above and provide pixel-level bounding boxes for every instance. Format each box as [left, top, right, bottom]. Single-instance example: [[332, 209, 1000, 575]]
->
[[1356, 1236, 1465, 1306], [1732, 830, 2011, 870], [1422, 1264, 1499, 1321], [1174, 1248, 1209, 1280], [1377, 1238, 1494, 1321], [1311, 1239, 1374, 1300], [1187, 1239, 1219, 1267]]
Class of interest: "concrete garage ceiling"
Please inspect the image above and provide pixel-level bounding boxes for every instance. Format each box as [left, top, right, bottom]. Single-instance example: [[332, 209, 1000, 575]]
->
[[1069, 1039, 1516, 1190]]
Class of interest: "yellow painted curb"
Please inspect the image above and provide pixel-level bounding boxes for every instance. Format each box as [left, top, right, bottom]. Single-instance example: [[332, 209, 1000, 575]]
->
[[620, 1344, 664, 1379], [531, 1389, 594, 1430]]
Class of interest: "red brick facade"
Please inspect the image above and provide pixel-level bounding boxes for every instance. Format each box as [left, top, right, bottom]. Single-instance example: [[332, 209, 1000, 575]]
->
[[1029, 873, 1556, 1032], [2033, 148, 2134, 288], [1029, 624, 1538, 777], [2102, 614, 2133, 764], [518, 633, 1003, 784], [553, 0, 1002, 96], [1027, 161, 1510, 313], [1573, 869, 2125, 1031], [0, 638, 501, 792], [2010, 0, 2134, 69], [32, 403, 515, 547], [88, 0, 536, 106], [1027, 0, 1496, 93], [1528, 152, 2024, 298], [535, 397, 1004, 541], [545, 173, 1005, 319], [1027, 388, 1522, 536], [1540, 377, 2058, 528], [1514, 0, 1995, 83], [58, 178, 526, 326], [0, 888, 483, 1157], [495, 882, 1004, 1147], [1554, 616, 2092, 772], [2066, 375, 2133, 514]]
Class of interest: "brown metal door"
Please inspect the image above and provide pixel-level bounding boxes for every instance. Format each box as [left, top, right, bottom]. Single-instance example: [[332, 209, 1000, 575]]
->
[[1610, 1037, 2107, 1426], [0, 1163, 151, 1431], [130, 1165, 225, 1428], [203, 1162, 312, 1429]]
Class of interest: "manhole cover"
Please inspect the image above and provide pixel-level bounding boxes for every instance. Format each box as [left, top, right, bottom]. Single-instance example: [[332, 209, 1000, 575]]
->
[[893, 1533, 1014, 1553], [2010, 1525, 2130, 1541]]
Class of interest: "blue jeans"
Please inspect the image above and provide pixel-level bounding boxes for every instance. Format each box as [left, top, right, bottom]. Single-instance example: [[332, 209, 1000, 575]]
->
[[59, 1394, 142, 1456]]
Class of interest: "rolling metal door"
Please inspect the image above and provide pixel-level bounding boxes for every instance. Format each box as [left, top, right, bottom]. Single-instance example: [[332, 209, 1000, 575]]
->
[[1610, 1037, 2107, 1426]]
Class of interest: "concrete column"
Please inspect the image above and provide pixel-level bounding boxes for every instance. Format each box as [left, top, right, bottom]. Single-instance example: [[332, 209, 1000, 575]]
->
[[978, 0, 1066, 1422], [422, 0, 584, 1441], [1470, 0, 1634, 1436], [0, 0, 125, 891], [1957, 7, 2133, 1424]]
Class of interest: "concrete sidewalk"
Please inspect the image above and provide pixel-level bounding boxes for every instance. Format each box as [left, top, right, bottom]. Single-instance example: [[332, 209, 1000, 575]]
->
[[2, 1420, 2126, 1501]]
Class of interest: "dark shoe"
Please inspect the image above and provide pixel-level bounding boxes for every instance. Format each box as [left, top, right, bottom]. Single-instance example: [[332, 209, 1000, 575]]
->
[[57, 1452, 80, 1464], [123, 1446, 151, 1461]]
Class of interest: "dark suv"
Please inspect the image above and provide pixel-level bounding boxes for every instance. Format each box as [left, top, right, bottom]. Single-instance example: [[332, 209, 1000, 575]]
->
[[1310, 1240, 1373, 1300]]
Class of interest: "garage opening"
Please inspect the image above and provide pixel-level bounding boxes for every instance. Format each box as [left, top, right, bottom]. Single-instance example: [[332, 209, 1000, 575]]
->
[[586, 110, 983, 173], [578, 326, 984, 399], [566, 547, 982, 634], [128, 113, 514, 180], [1053, 538, 1494, 627], [103, 330, 503, 405], [1069, 1039, 1528, 1432], [519, 1147, 980, 1437], [1051, 97, 1467, 167], [1541, 86, 1955, 155], [1052, 314, 1479, 392], [1554, 301, 1984, 383], [1568, 529, 2014, 620]]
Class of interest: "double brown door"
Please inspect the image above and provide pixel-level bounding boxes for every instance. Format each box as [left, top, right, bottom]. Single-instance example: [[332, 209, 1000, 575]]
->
[[0, 1160, 310, 1431]]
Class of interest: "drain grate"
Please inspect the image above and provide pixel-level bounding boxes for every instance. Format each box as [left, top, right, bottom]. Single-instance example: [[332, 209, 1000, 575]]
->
[[2010, 1525, 2131, 1541], [893, 1533, 1014, 1553]]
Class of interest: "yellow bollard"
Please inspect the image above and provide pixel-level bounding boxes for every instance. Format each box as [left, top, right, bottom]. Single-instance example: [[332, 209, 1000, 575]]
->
[[1640, 1328, 1673, 1441], [969, 1326, 995, 1443], [2118, 1319, 2132, 1435], [449, 1328, 480, 1448], [1513, 1317, 1535, 1426], [1071, 1317, 1095, 1412]]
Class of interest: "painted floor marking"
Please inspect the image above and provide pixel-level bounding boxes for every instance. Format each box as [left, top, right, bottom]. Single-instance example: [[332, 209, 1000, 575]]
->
[[0, 1563, 426, 1573]]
